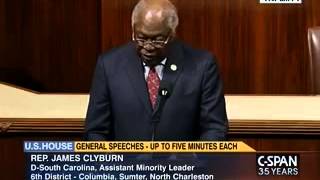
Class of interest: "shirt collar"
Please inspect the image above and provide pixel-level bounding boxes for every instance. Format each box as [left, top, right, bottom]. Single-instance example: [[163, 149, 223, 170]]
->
[[143, 58, 167, 67]]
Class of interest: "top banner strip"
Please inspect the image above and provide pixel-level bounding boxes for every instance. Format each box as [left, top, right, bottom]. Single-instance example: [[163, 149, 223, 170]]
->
[[23, 141, 256, 153], [74, 141, 256, 153]]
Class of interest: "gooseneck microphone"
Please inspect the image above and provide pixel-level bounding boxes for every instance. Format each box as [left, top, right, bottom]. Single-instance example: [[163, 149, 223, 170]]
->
[[151, 80, 173, 141]]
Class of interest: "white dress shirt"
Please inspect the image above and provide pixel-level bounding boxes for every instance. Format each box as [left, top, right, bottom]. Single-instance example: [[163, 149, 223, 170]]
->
[[143, 58, 167, 80]]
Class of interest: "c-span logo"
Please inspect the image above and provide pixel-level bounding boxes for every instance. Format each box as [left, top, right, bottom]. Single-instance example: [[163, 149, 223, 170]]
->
[[260, 0, 302, 4], [256, 154, 299, 176]]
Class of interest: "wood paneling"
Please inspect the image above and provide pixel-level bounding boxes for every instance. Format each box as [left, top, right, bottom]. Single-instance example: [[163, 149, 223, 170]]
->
[[1, 0, 320, 93], [0, 0, 100, 92], [2, 118, 320, 136], [100, 0, 320, 94]]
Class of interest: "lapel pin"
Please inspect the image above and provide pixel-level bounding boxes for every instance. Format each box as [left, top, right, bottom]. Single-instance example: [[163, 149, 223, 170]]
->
[[170, 64, 177, 71]]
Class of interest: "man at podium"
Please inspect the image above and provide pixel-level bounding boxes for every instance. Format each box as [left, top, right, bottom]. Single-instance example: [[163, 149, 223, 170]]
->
[[85, 0, 228, 141]]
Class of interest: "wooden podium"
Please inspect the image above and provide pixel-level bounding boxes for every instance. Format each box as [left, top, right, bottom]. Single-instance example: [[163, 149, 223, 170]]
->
[[1, 82, 320, 147], [0, 83, 320, 179]]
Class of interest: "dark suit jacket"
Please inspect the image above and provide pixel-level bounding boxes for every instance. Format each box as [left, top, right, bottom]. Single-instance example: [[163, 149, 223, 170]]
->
[[85, 40, 228, 141]]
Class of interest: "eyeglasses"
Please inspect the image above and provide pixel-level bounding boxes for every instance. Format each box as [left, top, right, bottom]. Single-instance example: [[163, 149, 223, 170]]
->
[[132, 34, 170, 48]]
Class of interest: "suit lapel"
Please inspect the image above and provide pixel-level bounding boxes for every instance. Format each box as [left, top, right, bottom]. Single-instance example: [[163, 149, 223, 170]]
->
[[125, 43, 153, 115], [162, 40, 185, 94]]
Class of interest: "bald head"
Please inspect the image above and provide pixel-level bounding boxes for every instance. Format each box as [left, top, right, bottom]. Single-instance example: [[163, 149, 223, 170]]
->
[[132, 0, 179, 34]]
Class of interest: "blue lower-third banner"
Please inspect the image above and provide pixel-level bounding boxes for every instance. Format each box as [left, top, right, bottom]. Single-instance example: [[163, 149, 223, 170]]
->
[[24, 141, 320, 180]]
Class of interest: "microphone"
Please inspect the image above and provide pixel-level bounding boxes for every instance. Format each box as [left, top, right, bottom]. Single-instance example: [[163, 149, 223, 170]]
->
[[152, 81, 173, 121], [151, 80, 173, 141], [159, 80, 173, 97]]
